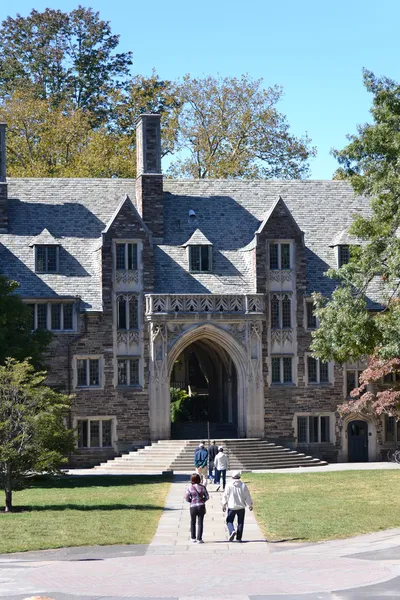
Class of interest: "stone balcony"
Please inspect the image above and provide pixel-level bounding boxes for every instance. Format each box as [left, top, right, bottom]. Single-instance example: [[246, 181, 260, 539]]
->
[[145, 293, 264, 318]]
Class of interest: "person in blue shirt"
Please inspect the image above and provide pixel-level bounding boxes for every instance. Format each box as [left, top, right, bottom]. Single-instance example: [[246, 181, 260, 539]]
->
[[194, 441, 208, 485]]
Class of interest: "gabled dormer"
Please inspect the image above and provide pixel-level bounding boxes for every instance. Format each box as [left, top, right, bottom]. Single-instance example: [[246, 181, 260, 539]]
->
[[29, 228, 60, 273], [182, 228, 213, 273], [254, 196, 304, 294], [329, 228, 359, 268]]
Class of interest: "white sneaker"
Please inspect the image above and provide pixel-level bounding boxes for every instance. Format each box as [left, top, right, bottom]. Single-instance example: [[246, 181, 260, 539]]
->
[[191, 538, 197, 543], [197, 539, 204, 544], [229, 529, 237, 542]]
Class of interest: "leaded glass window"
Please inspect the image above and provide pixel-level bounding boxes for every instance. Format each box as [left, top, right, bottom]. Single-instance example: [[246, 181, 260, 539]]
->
[[35, 246, 58, 273]]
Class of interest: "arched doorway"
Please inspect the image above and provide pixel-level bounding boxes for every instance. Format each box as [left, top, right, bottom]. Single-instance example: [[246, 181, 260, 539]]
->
[[148, 321, 264, 441], [348, 420, 369, 462], [170, 338, 238, 439]]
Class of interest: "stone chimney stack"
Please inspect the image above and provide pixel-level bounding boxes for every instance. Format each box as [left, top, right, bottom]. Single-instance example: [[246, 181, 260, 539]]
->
[[0, 123, 8, 233], [136, 114, 163, 239]]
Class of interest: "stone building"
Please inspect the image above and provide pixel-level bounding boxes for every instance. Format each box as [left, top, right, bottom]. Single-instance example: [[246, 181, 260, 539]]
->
[[0, 116, 391, 465]]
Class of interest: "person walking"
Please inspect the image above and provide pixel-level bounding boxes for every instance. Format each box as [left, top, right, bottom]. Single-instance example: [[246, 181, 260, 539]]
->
[[208, 440, 218, 483], [222, 470, 253, 542], [214, 446, 228, 491], [194, 441, 208, 485], [185, 473, 209, 543]]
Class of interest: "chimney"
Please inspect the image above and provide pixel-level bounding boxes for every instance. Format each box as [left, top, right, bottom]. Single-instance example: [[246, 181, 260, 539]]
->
[[0, 123, 7, 233], [135, 114, 163, 239]]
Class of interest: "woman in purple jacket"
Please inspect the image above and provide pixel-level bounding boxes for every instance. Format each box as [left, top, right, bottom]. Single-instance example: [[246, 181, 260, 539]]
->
[[185, 473, 209, 543]]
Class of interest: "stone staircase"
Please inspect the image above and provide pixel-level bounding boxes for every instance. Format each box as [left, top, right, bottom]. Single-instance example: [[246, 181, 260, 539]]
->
[[94, 438, 327, 473]]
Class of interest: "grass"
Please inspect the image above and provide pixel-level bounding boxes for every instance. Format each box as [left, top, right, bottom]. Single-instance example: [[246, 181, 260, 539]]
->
[[246, 470, 400, 542], [0, 474, 171, 554]]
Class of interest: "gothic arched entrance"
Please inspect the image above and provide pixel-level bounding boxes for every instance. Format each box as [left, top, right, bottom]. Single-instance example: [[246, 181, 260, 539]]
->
[[148, 321, 264, 441], [170, 337, 238, 439]]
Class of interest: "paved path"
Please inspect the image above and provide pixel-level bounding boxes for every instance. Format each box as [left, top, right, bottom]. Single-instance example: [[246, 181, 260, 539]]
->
[[2, 470, 400, 599], [148, 475, 267, 553]]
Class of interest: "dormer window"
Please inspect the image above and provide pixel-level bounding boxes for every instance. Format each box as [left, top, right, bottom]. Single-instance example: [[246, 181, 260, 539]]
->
[[338, 245, 350, 267], [269, 242, 291, 270], [182, 228, 213, 273], [116, 242, 138, 271], [35, 245, 58, 273], [189, 245, 212, 272]]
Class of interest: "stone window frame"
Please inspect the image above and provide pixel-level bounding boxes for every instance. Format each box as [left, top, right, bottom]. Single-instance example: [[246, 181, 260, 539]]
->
[[116, 356, 141, 388], [116, 293, 139, 331], [270, 293, 292, 329], [25, 300, 75, 332], [115, 240, 139, 271], [73, 355, 104, 390], [304, 353, 333, 386], [268, 240, 293, 271], [337, 244, 350, 268], [34, 244, 59, 274], [73, 416, 117, 450], [270, 355, 295, 385], [188, 245, 212, 273], [304, 298, 318, 330], [294, 412, 334, 444], [384, 415, 400, 443], [343, 361, 365, 398]]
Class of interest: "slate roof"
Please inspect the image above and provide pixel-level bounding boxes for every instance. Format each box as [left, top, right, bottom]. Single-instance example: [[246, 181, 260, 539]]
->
[[0, 177, 380, 310]]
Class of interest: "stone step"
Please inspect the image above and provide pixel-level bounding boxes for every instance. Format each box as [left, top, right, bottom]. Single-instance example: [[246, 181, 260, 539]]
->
[[94, 437, 327, 472]]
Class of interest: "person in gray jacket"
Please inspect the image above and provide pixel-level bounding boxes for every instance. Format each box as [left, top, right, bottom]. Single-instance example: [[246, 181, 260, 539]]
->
[[222, 470, 253, 542]]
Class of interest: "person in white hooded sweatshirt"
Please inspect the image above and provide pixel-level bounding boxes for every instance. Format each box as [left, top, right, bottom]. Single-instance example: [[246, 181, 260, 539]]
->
[[222, 470, 253, 542]]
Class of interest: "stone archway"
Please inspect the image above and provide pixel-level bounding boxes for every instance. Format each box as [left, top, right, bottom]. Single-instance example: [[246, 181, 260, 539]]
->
[[148, 322, 264, 440]]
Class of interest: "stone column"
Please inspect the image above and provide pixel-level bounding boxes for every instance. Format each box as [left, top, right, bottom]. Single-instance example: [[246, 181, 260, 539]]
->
[[149, 321, 170, 440]]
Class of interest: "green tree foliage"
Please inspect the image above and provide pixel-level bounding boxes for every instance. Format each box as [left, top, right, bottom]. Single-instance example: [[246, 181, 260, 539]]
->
[[312, 70, 400, 418], [168, 74, 316, 179], [0, 275, 51, 368], [0, 359, 74, 511], [0, 6, 132, 121]]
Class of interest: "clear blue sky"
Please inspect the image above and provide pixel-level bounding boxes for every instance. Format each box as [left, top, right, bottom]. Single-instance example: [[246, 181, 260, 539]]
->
[[2, 0, 399, 179]]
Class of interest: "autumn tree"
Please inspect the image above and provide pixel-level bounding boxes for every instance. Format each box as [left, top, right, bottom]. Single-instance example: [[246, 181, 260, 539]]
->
[[0, 6, 133, 122], [1, 76, 178, 178], [312, 70, 400, 419], [168, 74, 316, 179], [0, 275, 51, 368], [0, 359, 74, 512]]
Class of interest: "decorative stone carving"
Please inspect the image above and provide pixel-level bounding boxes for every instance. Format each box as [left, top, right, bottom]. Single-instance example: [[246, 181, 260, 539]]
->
[[269, 270, 292, 283], [167, 323, 185, 346], [145, 294, 263, 316], [116, 269, 139, 284], [227, 323, 246, 345], [271, 329, 281, 343], [282, 329, 293, 343], [117, 330, 140, 345]]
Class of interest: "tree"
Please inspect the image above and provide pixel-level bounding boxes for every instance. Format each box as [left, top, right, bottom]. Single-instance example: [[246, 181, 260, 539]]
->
[[0, 359, 74, 512], [312, 70, 400, 418], [0, 275, 51, 368], [0, 6, 132, 121], [0, 91, 137, 177], [168, 74, 316, 179]]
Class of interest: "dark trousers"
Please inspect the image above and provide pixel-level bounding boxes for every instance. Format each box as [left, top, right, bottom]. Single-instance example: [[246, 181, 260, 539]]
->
[[226, 508, 245, 540], [215, 469, 226, 489], [190, 505, 205, 541]]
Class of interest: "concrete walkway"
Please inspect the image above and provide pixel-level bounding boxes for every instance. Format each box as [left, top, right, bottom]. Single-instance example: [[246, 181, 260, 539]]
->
[[148, 474, 268, 553], [2, 469, 400, 599]]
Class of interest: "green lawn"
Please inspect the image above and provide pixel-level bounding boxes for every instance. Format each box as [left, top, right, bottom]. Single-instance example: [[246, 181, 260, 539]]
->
[[0, 475, 171, 554], [246, 470, 400, 542]]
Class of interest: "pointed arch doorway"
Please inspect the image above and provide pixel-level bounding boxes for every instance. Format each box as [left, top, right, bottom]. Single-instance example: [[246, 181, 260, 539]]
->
[[148, 322, 264, 441], [170, 337, 238, 439]]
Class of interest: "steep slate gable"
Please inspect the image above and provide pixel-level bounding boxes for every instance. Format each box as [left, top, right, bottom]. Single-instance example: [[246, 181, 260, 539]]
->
[[101, 194, 155, 296]]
